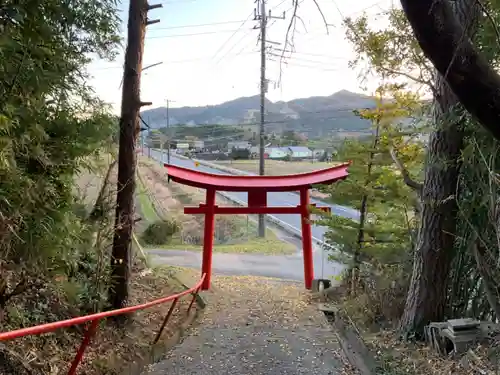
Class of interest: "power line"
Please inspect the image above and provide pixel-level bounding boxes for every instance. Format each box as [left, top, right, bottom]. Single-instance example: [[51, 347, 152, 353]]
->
[[209, 0, 303, 66], [225, 38, 259, 63], [271, 0, 392, 74], [272, 0, 290, 10], [268, 55, 346, 71], [146, 28, 253, 39], [269, 52, 345, 65], [214, 27, 257, 65], [158, 0, 200, 4], [211, 11, 255, 61], [91, 51, 258, 71], [270, 60, 344, 71], [149, 20, 249, 31], [273, 50, 348, 60], [119, 0, 200, 12], [218, 2, 294, 64]]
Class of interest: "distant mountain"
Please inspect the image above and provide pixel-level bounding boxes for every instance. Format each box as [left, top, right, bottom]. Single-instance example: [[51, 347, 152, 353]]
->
[[141, 90, 377, 138]]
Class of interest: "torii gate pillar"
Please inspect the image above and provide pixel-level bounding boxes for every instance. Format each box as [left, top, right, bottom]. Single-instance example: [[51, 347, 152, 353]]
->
[[201, 188, 216, 290], [300, 188, 314, 290]]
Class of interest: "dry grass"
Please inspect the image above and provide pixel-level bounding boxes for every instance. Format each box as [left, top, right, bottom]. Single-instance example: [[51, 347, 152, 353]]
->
[[0, 154, 198, 375], [74, 153, 116, 208], [325, 282, 500, 375], [77, 264, 193, 374], [211, 159, 338, 200], [158, 237, 296, 255], [364, 329, 499, 375], [213, 159, 336, 175], [0, 261, 194, 375]]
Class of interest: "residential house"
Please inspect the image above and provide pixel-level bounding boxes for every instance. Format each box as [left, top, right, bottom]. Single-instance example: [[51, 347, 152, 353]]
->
[[287, 146, 312, 159], [312, 149, 325, 159], [250, 146, 259, 159], [192, 140, 204, 151], [227, 141, 251, 151], [264, 147, 289, 159], [175, 142, 190, 154]]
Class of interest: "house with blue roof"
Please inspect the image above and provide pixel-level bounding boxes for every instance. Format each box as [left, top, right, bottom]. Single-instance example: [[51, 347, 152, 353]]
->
[[264, 147, 289, 159], [287, 146, 312, 159]]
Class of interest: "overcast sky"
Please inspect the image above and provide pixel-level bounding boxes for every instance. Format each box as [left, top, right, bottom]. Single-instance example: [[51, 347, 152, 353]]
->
[[87, 0, 396, 113]]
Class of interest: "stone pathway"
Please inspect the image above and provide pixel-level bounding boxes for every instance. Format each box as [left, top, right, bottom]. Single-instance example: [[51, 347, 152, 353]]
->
[[143, 274, 346, 375]]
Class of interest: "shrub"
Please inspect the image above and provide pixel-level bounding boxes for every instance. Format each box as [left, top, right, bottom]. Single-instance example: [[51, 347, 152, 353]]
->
[[141, 219, 180, 245], [341, 263, 410, 329]]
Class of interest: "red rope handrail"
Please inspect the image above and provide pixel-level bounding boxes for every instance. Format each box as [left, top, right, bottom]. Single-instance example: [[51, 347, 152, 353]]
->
[[0, 273, 206, 375]]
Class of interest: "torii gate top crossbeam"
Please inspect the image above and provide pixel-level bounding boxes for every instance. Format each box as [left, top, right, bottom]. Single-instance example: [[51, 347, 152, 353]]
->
[[164, 163, 349, 192]]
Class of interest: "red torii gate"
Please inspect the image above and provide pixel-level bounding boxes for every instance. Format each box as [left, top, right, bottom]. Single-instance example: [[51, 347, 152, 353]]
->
[[164, 163, 350, 290]]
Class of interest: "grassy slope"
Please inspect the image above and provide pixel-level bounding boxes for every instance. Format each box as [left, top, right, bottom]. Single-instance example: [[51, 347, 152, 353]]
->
[[160, 230, 295, 255], [213, 159, 334, 175], [136, 174, 160, 222]]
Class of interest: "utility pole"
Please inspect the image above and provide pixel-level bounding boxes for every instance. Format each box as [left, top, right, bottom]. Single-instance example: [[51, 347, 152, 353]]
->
[[165, 99, 175, 164], [159, 129, 164, 164], [257, 0, 267, 238], [109, 0, 161, 311], [254, 0, 285, 238], [147, 116, 152, 158]]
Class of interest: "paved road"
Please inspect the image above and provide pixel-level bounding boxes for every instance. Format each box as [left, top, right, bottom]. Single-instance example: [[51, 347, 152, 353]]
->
[[148, 249, 344, 282]]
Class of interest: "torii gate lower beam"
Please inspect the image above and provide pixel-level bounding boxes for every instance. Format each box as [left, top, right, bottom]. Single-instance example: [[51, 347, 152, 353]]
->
[[164, 163, 350, 290]]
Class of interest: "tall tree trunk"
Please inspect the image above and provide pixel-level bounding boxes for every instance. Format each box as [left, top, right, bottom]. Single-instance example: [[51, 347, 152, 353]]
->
[[399, 0, 500, 141], [399, 0, 479, 338], [108, 0, 148, 310]]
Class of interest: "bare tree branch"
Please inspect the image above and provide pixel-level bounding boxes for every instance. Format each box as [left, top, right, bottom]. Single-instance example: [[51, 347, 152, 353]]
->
[[278, 0, 329, 85], [89, 159, 118, 222], [474, 0, 500, 53], [379, 66, 434, 89], [471, 237, 500, 319], [278, 0, 299, 85], [311, 0, 329, 35], [389, 147, 423, 192]]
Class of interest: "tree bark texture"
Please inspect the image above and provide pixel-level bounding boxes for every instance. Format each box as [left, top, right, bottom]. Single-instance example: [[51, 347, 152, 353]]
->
[[109, 0, 147, 310], [399, 0, 480, 337], [399, 0, 500, 141]]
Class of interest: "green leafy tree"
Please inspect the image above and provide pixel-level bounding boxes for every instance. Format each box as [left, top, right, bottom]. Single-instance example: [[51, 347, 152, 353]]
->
[[318, 86, 423, 273], [0, 0, 120, 315], [344, 0, 500, 336]]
